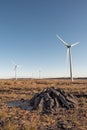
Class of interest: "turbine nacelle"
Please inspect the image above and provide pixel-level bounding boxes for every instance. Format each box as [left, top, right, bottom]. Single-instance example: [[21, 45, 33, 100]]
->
[[14, 65, 19, 69], [67, 45, 71, 48]]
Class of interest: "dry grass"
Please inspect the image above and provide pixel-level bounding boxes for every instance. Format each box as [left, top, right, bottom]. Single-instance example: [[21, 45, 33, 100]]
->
[[0, 78, 87, 130]]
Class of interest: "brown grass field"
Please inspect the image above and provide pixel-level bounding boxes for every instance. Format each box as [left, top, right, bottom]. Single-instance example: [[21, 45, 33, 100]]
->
[[0, 78, 87, 130]]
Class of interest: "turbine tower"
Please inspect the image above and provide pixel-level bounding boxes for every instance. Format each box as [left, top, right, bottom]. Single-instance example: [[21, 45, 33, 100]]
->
[[14, 64, 19, 80], [56, 34, 79, 82]]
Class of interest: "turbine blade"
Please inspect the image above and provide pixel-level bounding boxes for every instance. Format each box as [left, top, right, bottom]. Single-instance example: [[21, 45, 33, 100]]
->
[[71, 42, 79, 47], [56, 34, 69, 46]]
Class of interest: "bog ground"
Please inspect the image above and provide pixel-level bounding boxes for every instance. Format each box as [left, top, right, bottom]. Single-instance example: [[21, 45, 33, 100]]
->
[[0, 79, 87, 130]]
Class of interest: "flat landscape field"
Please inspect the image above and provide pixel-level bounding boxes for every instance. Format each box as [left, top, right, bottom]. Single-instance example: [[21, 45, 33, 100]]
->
[[0, 79, 87, 130]]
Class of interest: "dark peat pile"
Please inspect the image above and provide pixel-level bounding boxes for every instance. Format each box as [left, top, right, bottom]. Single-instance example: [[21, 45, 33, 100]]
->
[[29, 87, 77, 113]]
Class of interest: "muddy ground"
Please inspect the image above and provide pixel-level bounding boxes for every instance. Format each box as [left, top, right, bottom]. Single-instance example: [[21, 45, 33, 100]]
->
[[0, 79, 87, 130]]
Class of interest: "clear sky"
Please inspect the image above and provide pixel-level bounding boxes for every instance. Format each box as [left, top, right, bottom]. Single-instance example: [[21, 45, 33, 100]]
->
[[0, 0, 87, 78]]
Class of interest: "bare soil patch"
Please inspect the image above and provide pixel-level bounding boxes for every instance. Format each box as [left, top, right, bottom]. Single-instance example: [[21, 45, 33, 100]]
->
[[0, 79, 87, 130]]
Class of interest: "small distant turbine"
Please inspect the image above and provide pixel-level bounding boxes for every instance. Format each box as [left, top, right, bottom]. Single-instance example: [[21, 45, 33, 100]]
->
[[12, 61, 21, 80], [14, 64, 19, 80], [56, 34, 79, 82], [39, 70, 41, 79]]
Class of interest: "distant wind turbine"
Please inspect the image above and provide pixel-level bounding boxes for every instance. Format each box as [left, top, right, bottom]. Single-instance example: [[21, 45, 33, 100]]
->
[[12, 61, 21, 80], [39, 70, 41, 79], [14, 64, 19, 80], [56, 34, 79, 82]]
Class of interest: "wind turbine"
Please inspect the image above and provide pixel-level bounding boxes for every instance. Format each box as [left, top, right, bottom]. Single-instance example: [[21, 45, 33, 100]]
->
[[12, 61, 20, 80], [14, 64, 19, 80], [39, 70, 41, 79], [56, 34, 79, 82]]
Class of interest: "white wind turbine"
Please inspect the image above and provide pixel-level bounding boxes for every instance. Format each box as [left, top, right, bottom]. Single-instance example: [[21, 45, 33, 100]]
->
[[56, 34, 79, 82], [12, 61, 20, 80], [39, 70, 41, 79], [14, 64, 19, 80]]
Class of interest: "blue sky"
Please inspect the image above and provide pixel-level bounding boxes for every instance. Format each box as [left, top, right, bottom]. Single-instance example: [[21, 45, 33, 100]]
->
[[0, 0, 87, 78]]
